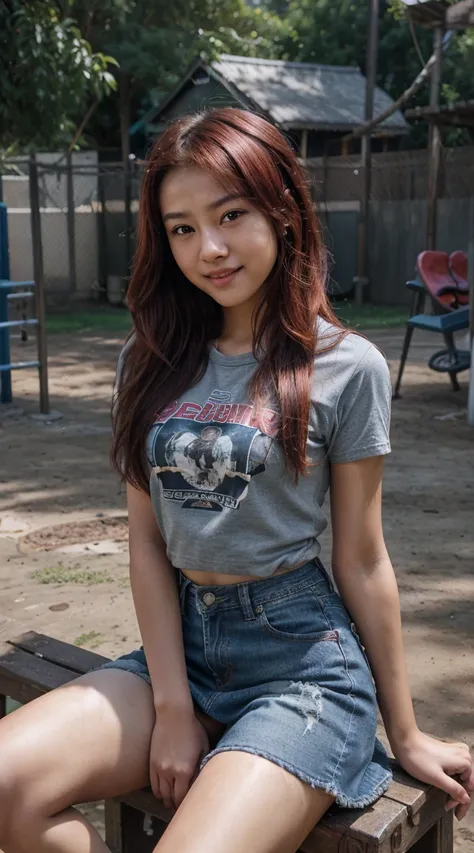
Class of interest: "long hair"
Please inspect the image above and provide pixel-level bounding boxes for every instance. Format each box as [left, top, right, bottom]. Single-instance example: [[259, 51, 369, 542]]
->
[[111, 107, 346, 492]]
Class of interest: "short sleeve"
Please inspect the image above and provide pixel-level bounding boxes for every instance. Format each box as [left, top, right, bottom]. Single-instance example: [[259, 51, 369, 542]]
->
[[328, 344, 392, 463]]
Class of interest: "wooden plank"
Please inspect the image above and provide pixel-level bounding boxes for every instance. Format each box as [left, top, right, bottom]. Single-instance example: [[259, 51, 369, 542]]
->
[[116, 791, 171, 824], [121, 804, 168, 853], [299, 823, 347, 853], [104, 800, 123, 853], [378, 788, 448, 853], [0, 644, 77, 702], [115, 793, 348, 853], [439, 813, 454, 853], [383, 780, 426, 826], [8, 631, 110, 674], [317, 797, 406, 845], [382, 764, 431, 827], [410, 812, 454, 853]]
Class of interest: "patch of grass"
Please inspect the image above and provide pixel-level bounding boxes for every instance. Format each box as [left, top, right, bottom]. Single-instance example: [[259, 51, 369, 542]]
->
[[31, 564, 113, 585], [332, 300, 408, 329], [44, 300, 408, 337], [46, 306, 132, 335], [73, 631, 104, 649]]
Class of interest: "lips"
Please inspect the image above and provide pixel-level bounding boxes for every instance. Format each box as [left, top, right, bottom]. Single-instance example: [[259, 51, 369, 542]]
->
[[206, 266, 242, 281]]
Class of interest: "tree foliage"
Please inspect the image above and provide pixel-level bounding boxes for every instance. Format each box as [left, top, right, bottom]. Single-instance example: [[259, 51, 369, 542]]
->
[[2, 0, 473, 154], [270, 0, 474, 146], [0, 0, 117, 155], [74, 0, 295, 152]]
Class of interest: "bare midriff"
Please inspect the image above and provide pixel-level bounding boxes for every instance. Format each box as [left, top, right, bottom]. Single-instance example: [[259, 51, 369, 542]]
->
[[180, 560, 308, 586]]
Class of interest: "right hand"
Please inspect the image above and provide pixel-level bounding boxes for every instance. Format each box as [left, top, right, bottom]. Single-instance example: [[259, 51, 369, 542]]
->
[[149, 707, 210, 811]]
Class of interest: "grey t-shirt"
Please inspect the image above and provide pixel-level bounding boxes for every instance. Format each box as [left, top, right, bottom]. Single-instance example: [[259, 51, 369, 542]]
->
[[120, 320, 392, 577]]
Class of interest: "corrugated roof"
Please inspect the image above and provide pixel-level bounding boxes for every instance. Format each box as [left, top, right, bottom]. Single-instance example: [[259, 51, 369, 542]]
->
[[210, 55, 408, 133]]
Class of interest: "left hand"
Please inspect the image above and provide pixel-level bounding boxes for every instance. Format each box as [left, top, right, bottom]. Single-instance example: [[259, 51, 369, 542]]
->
[[394, 728, 474, 821]]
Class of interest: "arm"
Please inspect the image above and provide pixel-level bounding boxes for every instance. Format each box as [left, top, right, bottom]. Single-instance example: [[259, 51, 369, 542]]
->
[[330, 457, 473, 820], [128, 481, 193, 715], [127, 482, 209, 809]]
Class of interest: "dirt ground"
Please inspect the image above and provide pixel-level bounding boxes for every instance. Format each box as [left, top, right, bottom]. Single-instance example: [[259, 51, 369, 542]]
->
[[1, 326, 473, 850]]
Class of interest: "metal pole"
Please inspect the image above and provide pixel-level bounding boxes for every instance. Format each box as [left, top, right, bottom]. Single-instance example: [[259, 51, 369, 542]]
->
[[97, 169, 108, 301], [0, 201, 12, 404], [300, 129, 308, 163], [28, 156, 50, 414], [66, 152, 77, 295], [426, 26, 443, 250], [355, 0, 379, 305], [124, 155, 132, 287]]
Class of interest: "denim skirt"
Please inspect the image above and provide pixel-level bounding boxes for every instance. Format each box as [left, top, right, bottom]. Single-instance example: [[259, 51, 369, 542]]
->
[[99, 558, 392, 808]]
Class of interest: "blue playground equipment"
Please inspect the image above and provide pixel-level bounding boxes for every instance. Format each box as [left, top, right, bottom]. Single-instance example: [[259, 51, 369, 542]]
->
[[393, 250, 471, 398], [0, 199, 49, 410]]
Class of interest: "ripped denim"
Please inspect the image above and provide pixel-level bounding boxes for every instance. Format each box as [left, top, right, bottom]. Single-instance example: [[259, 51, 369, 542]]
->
[[100, 559, 392, 808]]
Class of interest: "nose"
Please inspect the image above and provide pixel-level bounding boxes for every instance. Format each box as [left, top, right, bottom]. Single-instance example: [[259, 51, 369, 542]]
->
[[199, 228, 229, 263]]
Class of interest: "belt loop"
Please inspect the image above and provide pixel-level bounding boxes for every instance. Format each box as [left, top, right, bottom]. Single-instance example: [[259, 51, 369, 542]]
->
[[179, 575, 191, 616], [238, 584, 256, 621]]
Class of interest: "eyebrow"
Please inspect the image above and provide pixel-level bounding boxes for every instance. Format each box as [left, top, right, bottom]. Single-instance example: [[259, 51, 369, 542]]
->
[[162, 193, 244, 224]]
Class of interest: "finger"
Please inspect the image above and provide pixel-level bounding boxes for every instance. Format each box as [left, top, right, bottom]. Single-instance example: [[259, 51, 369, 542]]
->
[[149, 767, 161, 802], [173, 772, 192, 810], [160, 777, 174, 811], [436, 774, 471, 806], [460, 766, 474, 787]]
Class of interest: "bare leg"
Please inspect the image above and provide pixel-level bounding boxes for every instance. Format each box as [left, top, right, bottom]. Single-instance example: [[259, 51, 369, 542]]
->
[[0, 669, 156, 853], [155, 751, 335, 853]]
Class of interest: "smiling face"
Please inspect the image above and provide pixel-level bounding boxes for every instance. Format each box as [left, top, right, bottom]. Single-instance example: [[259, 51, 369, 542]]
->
[[159, 165, 278, 311]]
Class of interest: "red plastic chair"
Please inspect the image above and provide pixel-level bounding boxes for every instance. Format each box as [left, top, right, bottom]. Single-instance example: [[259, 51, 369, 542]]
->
[[417, 251, 469, 313], [449, 250, 468, 290]]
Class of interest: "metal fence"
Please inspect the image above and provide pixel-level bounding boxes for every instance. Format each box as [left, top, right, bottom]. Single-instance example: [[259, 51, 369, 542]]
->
[[2, 154, 144, 307], [1, 145, 473, 306]]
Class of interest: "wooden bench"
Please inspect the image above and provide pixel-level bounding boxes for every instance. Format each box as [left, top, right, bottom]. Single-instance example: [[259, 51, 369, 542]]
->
[[0, 631, 454, 853]]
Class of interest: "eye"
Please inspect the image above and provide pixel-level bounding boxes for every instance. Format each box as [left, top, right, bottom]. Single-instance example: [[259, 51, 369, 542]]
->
[[222, 210, 246, 223], [171, 224, 194, 236]]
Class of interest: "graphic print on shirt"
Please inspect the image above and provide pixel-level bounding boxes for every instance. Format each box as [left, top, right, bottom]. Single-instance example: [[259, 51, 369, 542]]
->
[[147, 390, 278, 512]]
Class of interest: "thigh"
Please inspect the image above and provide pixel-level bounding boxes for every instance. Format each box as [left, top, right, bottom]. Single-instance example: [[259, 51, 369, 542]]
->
[[157, 751, 334, 853], [0, 669, 155, 814]]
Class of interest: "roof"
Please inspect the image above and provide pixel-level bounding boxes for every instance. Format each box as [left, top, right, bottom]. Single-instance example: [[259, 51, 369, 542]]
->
[[212, 56, 407, 133], [139, 54, 408, 136]]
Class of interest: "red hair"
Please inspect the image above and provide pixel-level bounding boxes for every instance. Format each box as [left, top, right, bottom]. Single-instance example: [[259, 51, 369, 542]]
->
[[111, 107, 346, 491]]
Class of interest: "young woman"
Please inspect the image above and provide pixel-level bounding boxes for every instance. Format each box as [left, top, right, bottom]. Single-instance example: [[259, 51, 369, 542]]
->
[[0, 108, 472, 853]]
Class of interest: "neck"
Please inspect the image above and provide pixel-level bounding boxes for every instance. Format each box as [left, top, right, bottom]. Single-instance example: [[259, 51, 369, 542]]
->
[[220, 298, 258, 351]]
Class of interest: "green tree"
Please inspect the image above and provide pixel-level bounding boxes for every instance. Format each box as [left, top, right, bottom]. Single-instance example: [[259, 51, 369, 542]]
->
[[70, 0, 295, 156], [0, 0, 118, 155], [271, 0, 473, 146]]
